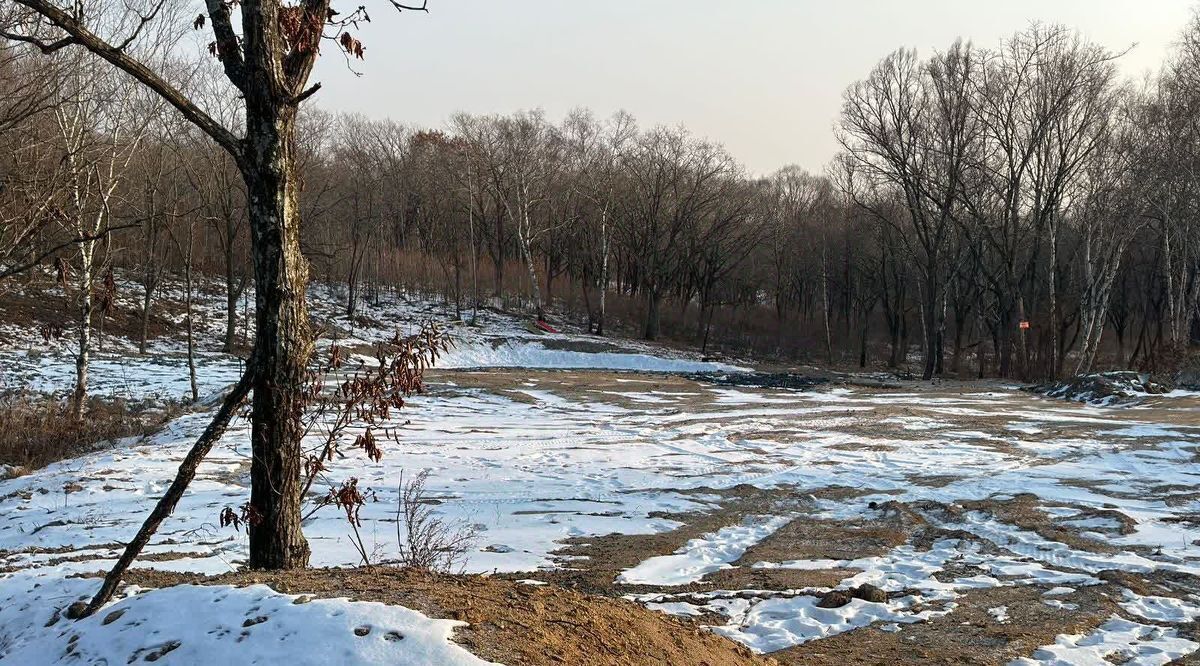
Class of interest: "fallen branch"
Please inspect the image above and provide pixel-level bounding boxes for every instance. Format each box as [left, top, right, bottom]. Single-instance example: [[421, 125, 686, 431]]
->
[[72, 368, 255, 618]]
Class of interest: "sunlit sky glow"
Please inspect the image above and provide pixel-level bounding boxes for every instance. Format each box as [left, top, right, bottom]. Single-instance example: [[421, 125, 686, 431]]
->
[[310, 0, 1195, 175]]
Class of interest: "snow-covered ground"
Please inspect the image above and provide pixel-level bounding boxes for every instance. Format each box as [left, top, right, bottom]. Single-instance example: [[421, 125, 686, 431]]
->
[[5, 375, 1200, 662], [617, 516, 794, 586], [438, 340, 747, 373], [0, 574, 494, 665], [0, 276, 739, 404], [3, 275, 1200, 664], [0, 276, 247, 403]]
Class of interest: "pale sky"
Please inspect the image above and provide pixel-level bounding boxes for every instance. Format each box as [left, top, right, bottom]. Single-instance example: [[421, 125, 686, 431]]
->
[[311, 0, 1195, 175]]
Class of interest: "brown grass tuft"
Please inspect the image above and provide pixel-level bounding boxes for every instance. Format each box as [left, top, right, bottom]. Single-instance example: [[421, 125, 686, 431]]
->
[[0, 393, 175, 472]]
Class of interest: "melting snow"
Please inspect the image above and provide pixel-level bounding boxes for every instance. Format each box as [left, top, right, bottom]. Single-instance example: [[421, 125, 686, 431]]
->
[[4, 275, 1200, 661], [711, 594, 952, 653], [616, 515, 793, 585], [1010, 617, 1198, 666], [439, 341, 747, 373]]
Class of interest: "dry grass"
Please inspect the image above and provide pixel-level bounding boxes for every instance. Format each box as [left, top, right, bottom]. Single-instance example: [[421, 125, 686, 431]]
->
[[0, 278, 180, 345], [0, 393, 175, 473]]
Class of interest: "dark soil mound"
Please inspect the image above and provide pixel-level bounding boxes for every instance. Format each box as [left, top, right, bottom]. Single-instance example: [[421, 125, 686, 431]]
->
[[1029, 371, 1170, 405]]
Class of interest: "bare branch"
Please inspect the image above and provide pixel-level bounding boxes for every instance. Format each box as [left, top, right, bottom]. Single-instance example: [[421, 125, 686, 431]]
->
[[6, 0, 243, 163], [202, 0, 245, 89], [0, 28, 76, 53], [112, 0, 166, 51], [0, 222, 140, 281], [292, 81, 321, 105], [389, 0, 428, 11]]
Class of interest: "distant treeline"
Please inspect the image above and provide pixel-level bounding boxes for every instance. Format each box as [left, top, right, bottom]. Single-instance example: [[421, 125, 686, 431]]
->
[[2, 20, 1199, 381]]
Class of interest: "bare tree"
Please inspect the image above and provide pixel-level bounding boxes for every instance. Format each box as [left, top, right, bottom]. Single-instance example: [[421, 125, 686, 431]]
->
[[1072, 95, 1147, 374], [495, 111, 558, 319], [562, 109, 635, 335], [0, 28, 64, 280], [620, 126, 739, 340], [165, 198, 200, 402], [838, 41, 978, 380], [54, 58, 157, 416], [1148, 13, 1200, 351]]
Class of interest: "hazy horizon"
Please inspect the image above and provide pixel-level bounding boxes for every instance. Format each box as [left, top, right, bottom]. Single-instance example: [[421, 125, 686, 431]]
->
[[307, 0, 1194, 176]]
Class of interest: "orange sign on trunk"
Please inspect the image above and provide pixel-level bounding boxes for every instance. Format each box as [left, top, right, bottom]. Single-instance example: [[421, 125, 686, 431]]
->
[[1019, 320, 1031, 330]]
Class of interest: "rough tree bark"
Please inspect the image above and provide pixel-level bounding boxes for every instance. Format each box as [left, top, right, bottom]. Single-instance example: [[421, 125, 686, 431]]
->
[[239, 21, 315, 567]]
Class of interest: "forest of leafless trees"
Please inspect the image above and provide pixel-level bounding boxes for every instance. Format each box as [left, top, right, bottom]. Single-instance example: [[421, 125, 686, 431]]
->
[[2, 10, 1200, 388]]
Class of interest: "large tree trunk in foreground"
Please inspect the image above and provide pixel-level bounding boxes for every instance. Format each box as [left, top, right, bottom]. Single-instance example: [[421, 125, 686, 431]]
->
[[243, 103, 313, 570], [7, 0, 350, 610]]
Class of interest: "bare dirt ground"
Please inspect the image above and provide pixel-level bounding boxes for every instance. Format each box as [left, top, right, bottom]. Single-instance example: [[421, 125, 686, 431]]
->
[[436, 370, 1200, 663], [118, 567, 773, 666]]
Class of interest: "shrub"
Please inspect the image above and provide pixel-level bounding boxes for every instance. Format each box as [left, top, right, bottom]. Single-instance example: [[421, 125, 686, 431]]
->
[[0, 393, 174, 472], [394, 469, 478, 573]]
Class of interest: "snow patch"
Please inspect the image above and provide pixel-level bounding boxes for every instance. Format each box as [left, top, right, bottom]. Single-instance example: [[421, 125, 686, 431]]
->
[[617, 515, 792, 586], [1011, 616, 1197, 666], [439, 341, 748, 373], [0, 575, 493, 665], [1120, 590, 1200, 624], [711, 594, 952, 653]]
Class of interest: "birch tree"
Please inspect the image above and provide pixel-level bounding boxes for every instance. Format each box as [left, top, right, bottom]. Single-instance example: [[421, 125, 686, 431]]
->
[[55, 60, 155, 416], [1073, 100, 1146, 374]]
